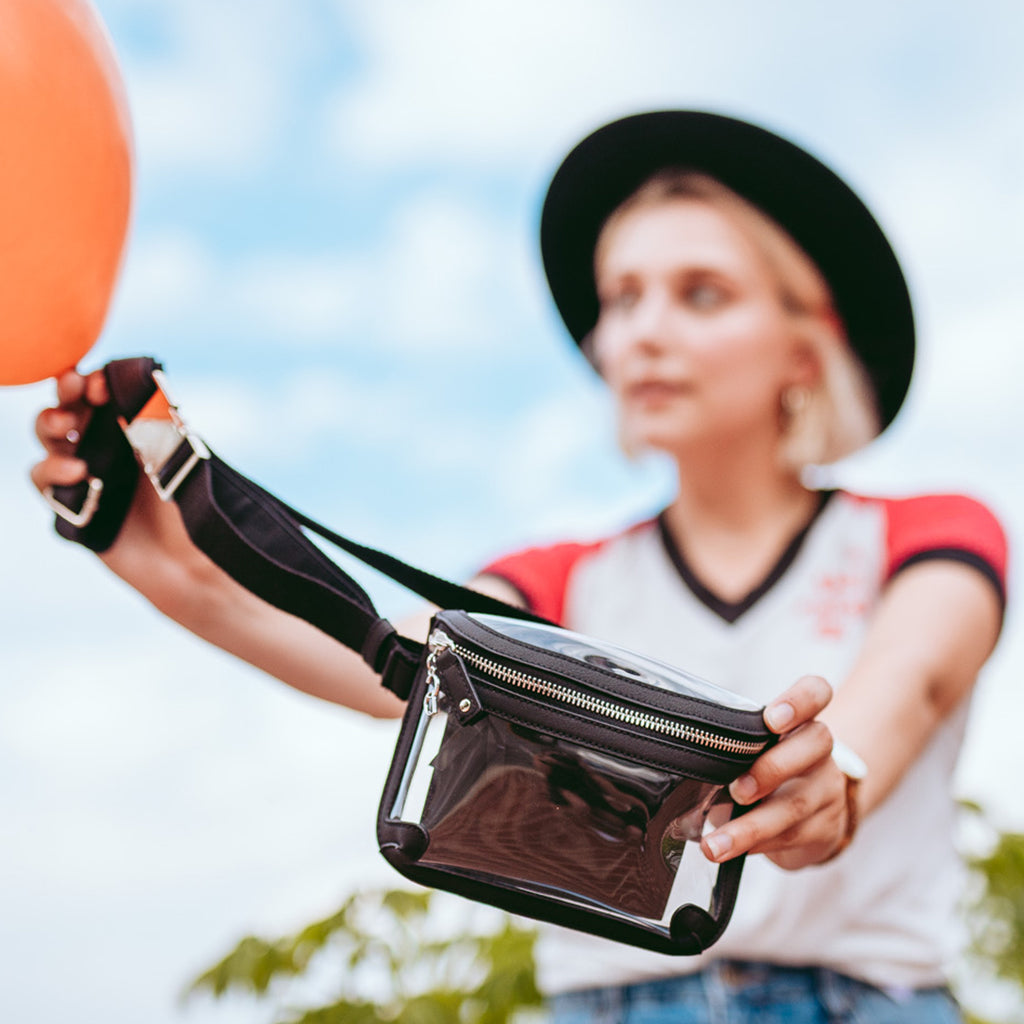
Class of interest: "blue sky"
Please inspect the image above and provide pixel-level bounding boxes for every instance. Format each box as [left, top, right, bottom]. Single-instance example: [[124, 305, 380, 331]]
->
[[2, 2, 1024, 1021]]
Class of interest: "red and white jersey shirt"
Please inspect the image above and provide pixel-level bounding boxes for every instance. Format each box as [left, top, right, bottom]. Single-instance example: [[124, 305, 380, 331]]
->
[[481, 491, 1007, 994]]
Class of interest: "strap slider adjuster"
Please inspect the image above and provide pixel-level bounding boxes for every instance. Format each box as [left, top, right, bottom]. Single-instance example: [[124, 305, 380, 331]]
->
[[121, 369, 210, 502], [148, 431, 210, 502]]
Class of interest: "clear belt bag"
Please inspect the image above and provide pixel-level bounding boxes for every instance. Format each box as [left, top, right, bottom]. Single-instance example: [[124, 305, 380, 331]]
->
[[47, 357, 774, 955]]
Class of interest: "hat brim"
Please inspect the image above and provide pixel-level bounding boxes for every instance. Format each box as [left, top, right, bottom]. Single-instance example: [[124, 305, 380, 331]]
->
[[540, 111, 914, 432]]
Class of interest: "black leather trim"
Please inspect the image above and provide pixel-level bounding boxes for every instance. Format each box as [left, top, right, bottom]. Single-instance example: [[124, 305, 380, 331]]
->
[[657, 491, 836, 624]]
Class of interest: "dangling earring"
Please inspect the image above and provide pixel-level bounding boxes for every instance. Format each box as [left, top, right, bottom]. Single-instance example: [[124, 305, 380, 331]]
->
[[779, 384, 828, 472]]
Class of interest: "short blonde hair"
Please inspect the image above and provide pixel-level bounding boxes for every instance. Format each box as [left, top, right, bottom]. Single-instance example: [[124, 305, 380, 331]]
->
[[590, 170, 881, 468]]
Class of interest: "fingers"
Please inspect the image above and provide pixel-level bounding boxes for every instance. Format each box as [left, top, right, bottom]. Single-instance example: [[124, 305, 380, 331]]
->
[[699, 675, 838, 866], [54, 367, 109, 408], [34, 399, 96, 451], [83, 368, 110, 407], [724, 761, 839, 856], [54, 368, 87, 407], [31, 367, 109, 495], [30, 453, 89, 492], [762, 674, 833, 734], [36, 368, 110, 451], [728, 719, 834, 805], [702, 754, 843, 867]]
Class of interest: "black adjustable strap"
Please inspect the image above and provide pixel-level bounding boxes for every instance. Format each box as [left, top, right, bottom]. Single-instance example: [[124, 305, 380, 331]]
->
[[171, 450, 545, 697], [53, 357, 546, 699]]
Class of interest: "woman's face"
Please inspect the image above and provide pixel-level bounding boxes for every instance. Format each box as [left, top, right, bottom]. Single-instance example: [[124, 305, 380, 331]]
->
[[591, 198, 816, 459]]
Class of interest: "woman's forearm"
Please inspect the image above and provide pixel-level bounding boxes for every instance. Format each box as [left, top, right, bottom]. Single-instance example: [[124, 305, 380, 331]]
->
[[98, 481, 406, 717], [821, 557, 1003, 817]]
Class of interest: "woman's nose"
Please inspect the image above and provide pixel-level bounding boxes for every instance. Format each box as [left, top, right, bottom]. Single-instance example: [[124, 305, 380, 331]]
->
[[623, 292, 674, 354], [592, 288, 677, 367]]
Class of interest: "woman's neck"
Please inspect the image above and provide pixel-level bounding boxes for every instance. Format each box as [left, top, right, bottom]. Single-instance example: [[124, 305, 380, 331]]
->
[[661, 443, 822, 603]]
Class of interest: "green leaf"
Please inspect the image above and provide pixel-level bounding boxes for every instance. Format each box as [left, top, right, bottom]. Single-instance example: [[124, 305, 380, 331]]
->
[[968, 830, 1024, 986], [291, 900, 356, 965], [187, 887, 540, 1023], [381, 888, 434, 921], [393, 990, 463, 1024], [189, 934, 304, 997], [280, 998, 383, 1024]]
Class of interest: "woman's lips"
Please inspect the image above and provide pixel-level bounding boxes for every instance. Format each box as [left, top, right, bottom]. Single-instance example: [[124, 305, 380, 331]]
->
[[625, 379, 691, 404]]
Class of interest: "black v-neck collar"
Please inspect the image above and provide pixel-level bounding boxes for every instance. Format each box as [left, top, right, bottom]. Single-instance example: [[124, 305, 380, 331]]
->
[[656, 490, 836, 625]]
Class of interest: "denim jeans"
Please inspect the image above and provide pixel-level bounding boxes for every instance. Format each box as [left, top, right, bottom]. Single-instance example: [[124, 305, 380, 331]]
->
[[547, 961, 963, 1024]]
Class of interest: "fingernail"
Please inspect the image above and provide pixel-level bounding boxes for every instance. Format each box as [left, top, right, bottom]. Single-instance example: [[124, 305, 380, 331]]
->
[[730, 774, 757, 804], [765, 701, 795, 731], [65, 428, 81, 445], [704, 832, 733, 861]]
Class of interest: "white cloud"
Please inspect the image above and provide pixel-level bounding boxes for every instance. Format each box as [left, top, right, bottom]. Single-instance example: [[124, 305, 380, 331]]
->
[[225, 193, 522, 353], [114, 228, 216, 326], [325, 0, 759, 172], [325, 0, 1001, 176], [108, 191, 532, 358], [100, 0, 314, 175], [229, 254, 364, 340], [167, 364, 418, 466], [482, 385, 665, 536], [113, 229, 364, 345], [368, 193, 521, 351], [833, 283, 1024, 503]]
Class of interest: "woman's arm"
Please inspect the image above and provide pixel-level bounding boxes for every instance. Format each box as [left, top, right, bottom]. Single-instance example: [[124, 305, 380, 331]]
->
[[32, 370, 527, 719], [31, 370, 405, 716], [701, 559, 1003, 869], [822, 559, 1001, 814]]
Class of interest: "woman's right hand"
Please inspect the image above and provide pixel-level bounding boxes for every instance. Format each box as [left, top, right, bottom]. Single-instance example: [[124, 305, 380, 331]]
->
[[30, 368, 109, 495], [29, 367, 194, 594]]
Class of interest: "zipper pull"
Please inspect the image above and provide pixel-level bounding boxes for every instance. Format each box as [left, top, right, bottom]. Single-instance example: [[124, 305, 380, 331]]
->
[[428, 628, 454, 652], [423, 629, 454, 716]]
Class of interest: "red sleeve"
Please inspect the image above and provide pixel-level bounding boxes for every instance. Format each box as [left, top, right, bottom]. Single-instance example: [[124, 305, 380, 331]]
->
[[479, 540, 605, 626], [881, 494, 1008, 602]]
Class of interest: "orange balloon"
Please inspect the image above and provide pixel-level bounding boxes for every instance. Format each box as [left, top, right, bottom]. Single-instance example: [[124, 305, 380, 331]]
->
[[0, 0, 133, 386]]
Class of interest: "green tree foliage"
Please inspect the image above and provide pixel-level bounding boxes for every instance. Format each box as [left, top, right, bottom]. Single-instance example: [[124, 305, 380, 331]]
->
[[187, 887, 543, 1024], [967, 829, 1024, 989], [959, 803, 1024, 1024], [188, 810, 1024, 1023]]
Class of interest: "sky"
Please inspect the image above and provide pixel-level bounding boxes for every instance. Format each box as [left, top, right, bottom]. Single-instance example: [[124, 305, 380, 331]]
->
[[2, 1, 1024, 1021]]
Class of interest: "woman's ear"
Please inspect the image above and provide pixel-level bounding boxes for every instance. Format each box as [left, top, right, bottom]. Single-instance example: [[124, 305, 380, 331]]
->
[[787, 321, 827, 390]]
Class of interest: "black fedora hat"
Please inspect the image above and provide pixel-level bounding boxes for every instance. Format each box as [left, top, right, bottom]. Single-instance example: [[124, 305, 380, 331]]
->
[[540, 110, 915, 432]]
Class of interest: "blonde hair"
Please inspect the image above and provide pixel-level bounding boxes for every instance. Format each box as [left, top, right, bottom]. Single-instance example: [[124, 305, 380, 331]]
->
[[590, 170, 880, 469]]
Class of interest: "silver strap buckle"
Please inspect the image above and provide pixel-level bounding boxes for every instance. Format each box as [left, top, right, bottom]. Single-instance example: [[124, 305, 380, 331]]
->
[[121, 369, 210, 502]]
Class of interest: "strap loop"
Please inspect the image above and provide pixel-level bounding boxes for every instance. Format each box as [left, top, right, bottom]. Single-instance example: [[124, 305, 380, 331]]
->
[[379, 641, 421, 701], [362, 619, 400, 672]]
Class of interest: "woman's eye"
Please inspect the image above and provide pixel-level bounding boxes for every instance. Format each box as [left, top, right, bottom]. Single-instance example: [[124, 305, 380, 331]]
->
[[683, 282, 727, 310], [600, 288, 639, 312]]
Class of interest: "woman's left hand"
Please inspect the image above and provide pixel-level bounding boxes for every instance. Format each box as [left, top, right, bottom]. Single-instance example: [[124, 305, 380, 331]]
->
[[700, 674, 851, 870]]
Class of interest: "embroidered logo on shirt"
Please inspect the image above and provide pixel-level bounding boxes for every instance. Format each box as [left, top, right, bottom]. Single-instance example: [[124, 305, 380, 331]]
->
[[804, 566, 870, 638]]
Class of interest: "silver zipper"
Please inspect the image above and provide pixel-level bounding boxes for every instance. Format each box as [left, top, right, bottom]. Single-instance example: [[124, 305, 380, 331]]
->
[[428, 629, 766, 757]]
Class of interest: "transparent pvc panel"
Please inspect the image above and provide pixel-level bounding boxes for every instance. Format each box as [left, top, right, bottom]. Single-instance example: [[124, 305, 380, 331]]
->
[[390, 691, 728, 926]]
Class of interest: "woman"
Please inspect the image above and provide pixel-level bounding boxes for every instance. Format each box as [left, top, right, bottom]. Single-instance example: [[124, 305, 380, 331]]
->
[[32, 111, 1006, 1021]]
